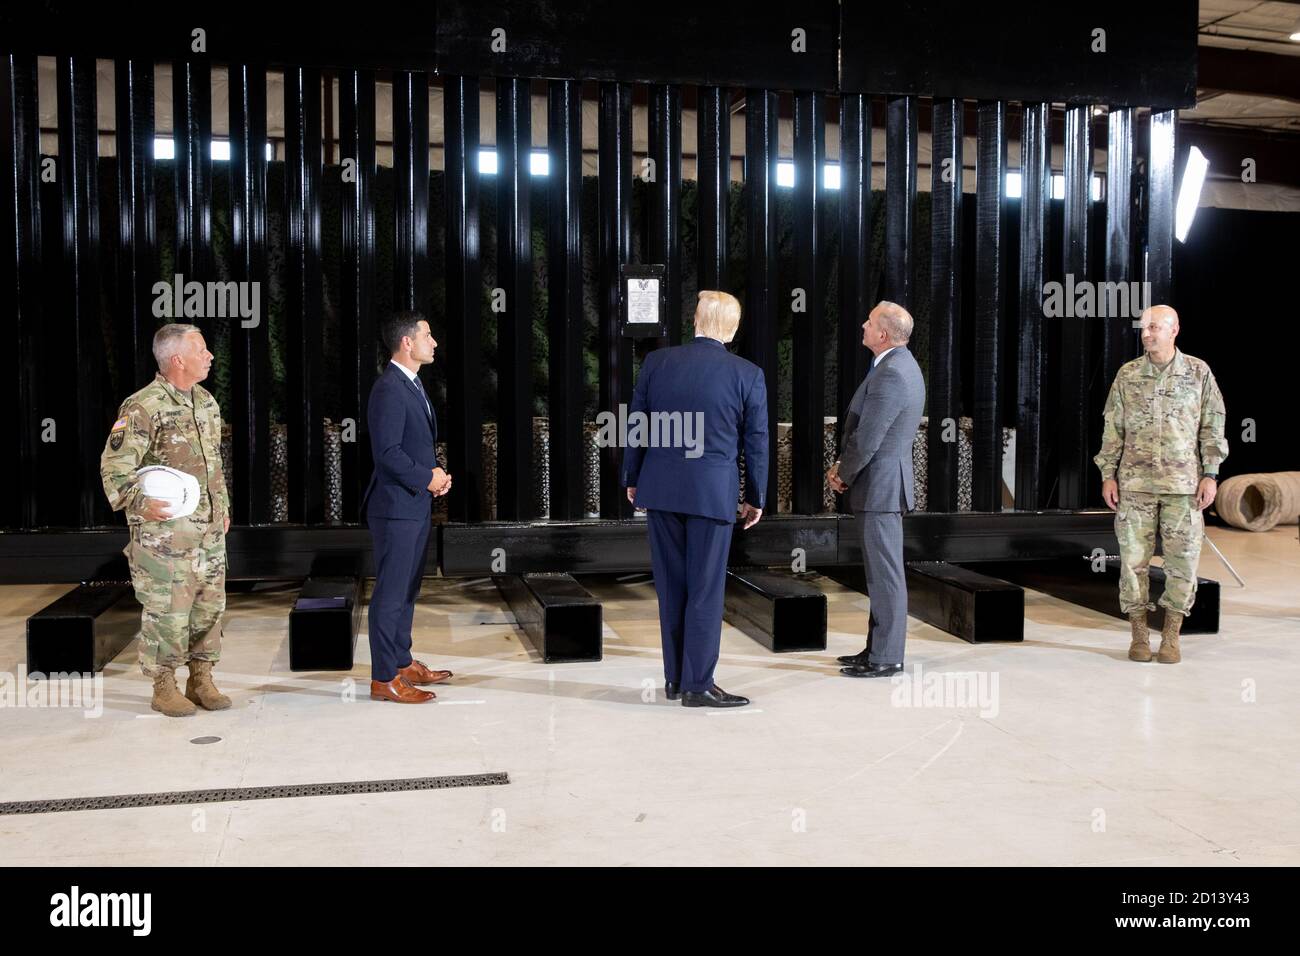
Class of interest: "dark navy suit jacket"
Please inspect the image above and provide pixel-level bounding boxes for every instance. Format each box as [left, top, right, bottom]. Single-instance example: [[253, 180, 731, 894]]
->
[[362, 362, 437, 521], [621, 337, 769, 523]]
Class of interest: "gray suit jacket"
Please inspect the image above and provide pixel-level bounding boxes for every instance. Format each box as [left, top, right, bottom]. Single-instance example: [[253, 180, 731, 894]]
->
[[837, 347, 927, 513]]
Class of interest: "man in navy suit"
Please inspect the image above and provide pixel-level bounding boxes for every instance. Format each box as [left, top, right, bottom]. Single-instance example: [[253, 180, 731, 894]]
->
[[622, 291, 769, 708], [362, 311, 455, 703]]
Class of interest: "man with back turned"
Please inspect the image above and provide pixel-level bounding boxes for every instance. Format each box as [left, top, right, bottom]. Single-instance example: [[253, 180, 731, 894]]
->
[[622, 291, 769, 708]]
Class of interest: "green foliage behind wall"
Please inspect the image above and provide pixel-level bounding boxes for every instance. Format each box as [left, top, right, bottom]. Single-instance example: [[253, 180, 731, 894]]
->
[[92, 158, 934, 425]]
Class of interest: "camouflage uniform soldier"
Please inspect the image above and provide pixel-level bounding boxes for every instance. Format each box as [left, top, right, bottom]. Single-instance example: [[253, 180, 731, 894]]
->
[[1094, 305, 1228, 664], [100, 324, 233, 716]]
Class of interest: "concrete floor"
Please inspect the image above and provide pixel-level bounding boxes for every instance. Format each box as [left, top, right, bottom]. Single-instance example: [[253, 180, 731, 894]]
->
[[1, 524, 1297, 866]]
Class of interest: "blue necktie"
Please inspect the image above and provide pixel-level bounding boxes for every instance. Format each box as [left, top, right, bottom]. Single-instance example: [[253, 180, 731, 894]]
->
[[411, 375, 431, 419]]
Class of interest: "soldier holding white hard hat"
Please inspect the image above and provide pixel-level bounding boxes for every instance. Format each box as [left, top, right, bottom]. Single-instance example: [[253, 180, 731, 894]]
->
[[134, 466, 202, 519], [100, 324, 233, 717]]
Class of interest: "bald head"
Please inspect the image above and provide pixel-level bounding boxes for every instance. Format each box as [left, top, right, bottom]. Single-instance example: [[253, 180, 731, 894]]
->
[[876, 301, 913, 344], [862, 300, 913, 356], [1139, 303, 1180, 363], [1139, 304, 1179, 331]]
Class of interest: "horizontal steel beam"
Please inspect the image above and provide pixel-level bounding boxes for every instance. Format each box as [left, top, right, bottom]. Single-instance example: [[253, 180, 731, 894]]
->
[[839, 511, 1119, 565], [0, 527, 384, 584], [25, 583, 139, 675], [493, 573, 602, 663], [723, 569, 827, 653], [444, 516, 840, 575], [817, 562, 1023, 644], [1197, 46, 1300, 104], [962, 559, 1219, 635], [728, 516, 839, 568], [288, 576, 363, 671], [449, 521, 650, 576], [0, 513, 1122, 583], [904, 562, 1023, 644]]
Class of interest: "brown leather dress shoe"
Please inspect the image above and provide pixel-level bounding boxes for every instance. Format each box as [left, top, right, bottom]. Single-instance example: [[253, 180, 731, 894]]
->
[[370, 677, 435, 703], [397, 659, 454, 686]]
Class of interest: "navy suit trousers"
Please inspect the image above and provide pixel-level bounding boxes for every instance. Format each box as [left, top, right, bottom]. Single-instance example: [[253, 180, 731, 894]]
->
[[367, 515, 430, 682], [646, 509, 733, 693]]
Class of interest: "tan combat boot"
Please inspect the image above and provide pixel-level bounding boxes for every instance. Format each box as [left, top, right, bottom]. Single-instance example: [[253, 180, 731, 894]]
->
[[151, 667, 197, 717], [1127, 611, 1152, 662], [185, 660, 232, 710], [1157, 611, 1183, 664]]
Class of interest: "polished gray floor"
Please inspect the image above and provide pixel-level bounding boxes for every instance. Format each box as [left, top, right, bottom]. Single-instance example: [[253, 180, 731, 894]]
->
[[1, 525, 1296, 866]]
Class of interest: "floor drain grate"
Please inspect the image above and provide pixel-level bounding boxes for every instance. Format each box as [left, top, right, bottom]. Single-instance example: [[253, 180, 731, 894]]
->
[[0, 772, 510, 815]]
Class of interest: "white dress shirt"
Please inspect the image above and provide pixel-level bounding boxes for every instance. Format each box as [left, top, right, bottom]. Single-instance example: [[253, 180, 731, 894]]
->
[[390, 359, 431, 417]]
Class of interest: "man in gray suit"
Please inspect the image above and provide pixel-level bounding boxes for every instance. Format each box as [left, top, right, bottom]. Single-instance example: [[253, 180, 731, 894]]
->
[[827, 301, 927, 678]]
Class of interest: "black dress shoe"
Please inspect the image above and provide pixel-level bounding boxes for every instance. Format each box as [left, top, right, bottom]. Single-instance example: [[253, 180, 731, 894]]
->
[[836, 648, 871, 666], [665, 682, 680, 701], [840, 662, 904, 679], [681, 685, 750, 708]]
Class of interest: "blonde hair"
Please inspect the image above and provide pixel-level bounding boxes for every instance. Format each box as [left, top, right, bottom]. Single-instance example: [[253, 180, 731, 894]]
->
[[694, 290, 742, 343]]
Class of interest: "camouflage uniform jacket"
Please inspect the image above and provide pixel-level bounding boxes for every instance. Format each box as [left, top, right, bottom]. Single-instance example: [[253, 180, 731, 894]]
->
[[1094, 349, 1228, 495], [100, 373, 229, 529]]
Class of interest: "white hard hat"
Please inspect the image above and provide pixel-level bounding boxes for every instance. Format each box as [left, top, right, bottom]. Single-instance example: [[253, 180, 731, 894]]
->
[[136, 465, 201, 519]]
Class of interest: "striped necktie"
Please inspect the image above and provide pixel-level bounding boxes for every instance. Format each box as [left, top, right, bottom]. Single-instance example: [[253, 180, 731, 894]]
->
[[410, 374, 431, 419]]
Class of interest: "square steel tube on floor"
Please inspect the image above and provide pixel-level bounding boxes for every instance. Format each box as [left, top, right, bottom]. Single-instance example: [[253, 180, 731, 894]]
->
[[904, 562, 1024, 643], [818, 563, 1023, 644], [26, 583, 139, 676], [724, 569, 827, 653], [289, 576, 363, 671], [494, 573, 603, 664], [963, 558, 1220, 635]]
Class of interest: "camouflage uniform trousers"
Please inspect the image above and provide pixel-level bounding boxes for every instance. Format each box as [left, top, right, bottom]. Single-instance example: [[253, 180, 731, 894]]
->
[[125, 515, 226, 677], [1115, 491, 1204, 616]]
